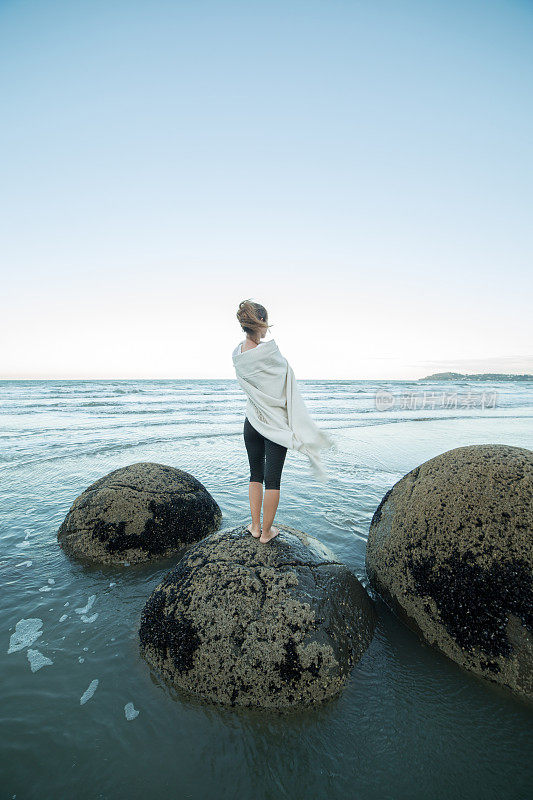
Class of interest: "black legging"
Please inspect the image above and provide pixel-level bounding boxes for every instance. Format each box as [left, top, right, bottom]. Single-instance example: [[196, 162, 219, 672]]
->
[[243, 417, 287, 490]]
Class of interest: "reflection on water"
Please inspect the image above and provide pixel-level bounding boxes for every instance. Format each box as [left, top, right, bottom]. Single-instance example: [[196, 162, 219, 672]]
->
[[1, 379, 532, 799]]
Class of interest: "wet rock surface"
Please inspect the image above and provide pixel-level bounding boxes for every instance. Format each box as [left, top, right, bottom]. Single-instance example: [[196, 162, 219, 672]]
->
[[139, 524, 376, 711], [366, 444, 533, 701], [58, 462, 222, 565]]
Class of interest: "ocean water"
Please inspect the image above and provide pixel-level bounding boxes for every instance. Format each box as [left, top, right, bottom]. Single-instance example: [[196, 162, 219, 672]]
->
[[1, 378, 532, 800]]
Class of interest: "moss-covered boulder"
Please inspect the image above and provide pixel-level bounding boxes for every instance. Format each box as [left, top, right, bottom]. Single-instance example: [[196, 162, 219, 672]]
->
[[366, 444, 533, 701], [58, 462, 222, 565], [139, 524, 376, 711]]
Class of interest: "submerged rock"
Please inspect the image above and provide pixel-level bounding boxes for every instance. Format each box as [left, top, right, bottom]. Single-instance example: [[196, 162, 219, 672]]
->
[[139, 524, 376, 711], [58, 462, 222, 565], [366, 444, 533, 701]]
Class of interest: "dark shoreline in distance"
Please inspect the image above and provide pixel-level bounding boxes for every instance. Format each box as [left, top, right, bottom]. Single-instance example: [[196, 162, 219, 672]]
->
[[419, 372, 533, 382]]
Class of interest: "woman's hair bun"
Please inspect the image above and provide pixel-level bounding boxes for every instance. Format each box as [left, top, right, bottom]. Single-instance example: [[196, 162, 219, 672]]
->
[[236, 299, 271, 342]]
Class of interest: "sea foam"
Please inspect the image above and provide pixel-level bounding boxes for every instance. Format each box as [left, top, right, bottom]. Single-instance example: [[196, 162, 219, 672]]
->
[[80, 679, 99, 705], [75, 595, 96, 615], [8, 618, 43, 653], [27, 648, 53, 672], [124, 702, 139, 720]]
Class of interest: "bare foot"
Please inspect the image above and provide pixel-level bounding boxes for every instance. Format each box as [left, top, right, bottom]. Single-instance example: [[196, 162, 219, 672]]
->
[[259, 526, 279, 543], [247, 523, 261, 538]]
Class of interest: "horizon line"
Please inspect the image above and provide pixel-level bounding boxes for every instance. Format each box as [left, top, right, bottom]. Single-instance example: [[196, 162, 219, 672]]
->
[[1, 373, 532, 382]]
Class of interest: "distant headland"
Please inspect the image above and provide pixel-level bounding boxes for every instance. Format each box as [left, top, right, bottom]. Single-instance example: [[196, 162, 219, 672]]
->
[[419, 372, 533, 382]]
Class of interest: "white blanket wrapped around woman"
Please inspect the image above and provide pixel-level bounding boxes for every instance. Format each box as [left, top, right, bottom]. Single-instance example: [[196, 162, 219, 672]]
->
[[232, 338, 336, 483]]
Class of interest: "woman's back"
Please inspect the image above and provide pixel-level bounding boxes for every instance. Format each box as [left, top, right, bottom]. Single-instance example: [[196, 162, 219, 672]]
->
[[232, 340, 267, 358]]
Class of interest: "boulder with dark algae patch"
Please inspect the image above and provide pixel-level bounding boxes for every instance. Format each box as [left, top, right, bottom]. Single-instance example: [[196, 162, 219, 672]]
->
[[139, 524, 376, 711], [366, 444, 533, 701], [57, 462, 222, 565]]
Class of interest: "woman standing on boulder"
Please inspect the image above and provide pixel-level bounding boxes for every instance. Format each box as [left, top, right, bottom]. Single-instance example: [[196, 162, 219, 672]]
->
[[232, 299, 335, 543]]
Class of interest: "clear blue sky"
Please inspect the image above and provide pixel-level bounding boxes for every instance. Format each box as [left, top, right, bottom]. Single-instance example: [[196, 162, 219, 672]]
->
[[1, 0, 531, 378]]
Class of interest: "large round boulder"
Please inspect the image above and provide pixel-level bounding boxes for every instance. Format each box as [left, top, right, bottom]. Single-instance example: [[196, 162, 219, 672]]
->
[[139, 524, 376, 711], [58, 462, 222, 565], [366, 444, 533, 700]]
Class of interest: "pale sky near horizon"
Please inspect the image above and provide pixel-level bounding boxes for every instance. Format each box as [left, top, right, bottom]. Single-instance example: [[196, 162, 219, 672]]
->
[[1, 0, 532, 380]]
